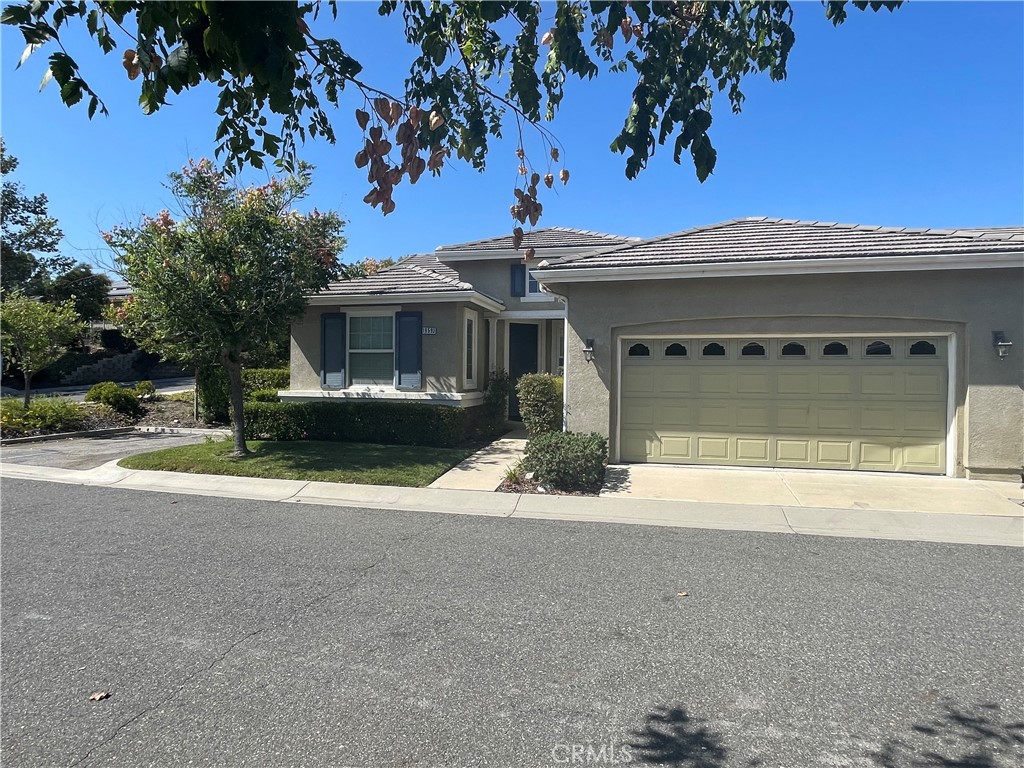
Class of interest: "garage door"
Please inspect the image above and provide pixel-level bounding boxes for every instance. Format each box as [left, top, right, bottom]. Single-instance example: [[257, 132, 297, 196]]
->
[[619, 337, 948, 474]]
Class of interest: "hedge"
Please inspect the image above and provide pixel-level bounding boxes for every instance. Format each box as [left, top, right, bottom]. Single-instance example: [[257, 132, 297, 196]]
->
[[523, 431, 608, 493], [243, 400, 480, 447], [84, 381, 142, 417], [197, 366, 290, 423]]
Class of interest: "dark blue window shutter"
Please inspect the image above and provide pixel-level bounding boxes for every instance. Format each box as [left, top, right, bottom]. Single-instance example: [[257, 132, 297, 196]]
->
[[321, 313, 346, 389], [510, 263, 526, 297], [395, 311, 422, 390]]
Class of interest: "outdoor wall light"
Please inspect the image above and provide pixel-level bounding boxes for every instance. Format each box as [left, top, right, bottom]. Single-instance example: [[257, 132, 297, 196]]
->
[[993, 331, 1013, 360], [582, 339, 595, 363]]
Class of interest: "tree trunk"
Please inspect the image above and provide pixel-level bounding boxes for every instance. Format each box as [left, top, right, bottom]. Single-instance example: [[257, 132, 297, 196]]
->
[[220, 349, 249, 457], [22, 371, 32, 410], [193, 366, 199, 423]]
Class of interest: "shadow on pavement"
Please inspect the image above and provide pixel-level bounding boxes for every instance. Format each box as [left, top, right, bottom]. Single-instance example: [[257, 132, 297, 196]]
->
[[867, 700, 1024, 768], [627, 706, 732, 767]]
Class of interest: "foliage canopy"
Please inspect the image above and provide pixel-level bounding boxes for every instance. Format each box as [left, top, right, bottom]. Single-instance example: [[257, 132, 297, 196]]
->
[[4, 1, 901, 230]]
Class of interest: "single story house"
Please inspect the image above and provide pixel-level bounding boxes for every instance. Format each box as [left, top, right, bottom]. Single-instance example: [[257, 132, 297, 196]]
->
[[287, 218, 1023, 481]]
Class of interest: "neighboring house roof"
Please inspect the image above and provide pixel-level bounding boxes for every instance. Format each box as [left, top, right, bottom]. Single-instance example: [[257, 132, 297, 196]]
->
[[435, 226, 639, 253], [108, 280, 132, 300], [542, 217, 1024, 271], [312, 254, 503, 311]]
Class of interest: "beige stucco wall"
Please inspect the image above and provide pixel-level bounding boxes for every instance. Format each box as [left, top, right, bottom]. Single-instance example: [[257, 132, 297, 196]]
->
[[547, 268, 1023, 480], [290, 302, 464, 393], [443, 258, 562, 311]]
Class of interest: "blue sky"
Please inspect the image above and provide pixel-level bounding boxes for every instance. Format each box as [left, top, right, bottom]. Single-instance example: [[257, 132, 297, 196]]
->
[[1, 1, 1022, 271]]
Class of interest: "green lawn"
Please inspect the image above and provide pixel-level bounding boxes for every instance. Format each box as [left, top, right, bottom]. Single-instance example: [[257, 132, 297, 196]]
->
[[118, 439, 475, 487]]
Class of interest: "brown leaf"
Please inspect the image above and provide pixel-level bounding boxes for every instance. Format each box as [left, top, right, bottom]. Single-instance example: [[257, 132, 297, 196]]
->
[[89, 690, 110, 702], [354, 149, 369, 169], [677, 591, 689, 597], [382, 197, 396, 216], [530, 172, 540, 187], [559, 168, 570, 185], [518, 165, 527, 176], [541, 29, 554, 46], [407, 105, 423, 126], [428, 111, 445, 131], [388, 101, 404, 128], [621, 19, 633, 43], [369, 126, 383, 143], [408, 156, 426, 184], [512, 226, 524, 250], [524, 247, 536, 260], [396, 121, 413, 144], [355, 109, 370, 130], [122, 50, 141, 81], [633, 24, 644, 40], [373, 96, 390, 123], [543, 173, 554, 189], [516, 147, 525, 160], [550, 147, 559, 162]]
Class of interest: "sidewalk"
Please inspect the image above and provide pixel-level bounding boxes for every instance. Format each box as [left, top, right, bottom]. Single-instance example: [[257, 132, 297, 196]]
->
[[428, 426, 527, 491], [2, 456, 1020, 547]]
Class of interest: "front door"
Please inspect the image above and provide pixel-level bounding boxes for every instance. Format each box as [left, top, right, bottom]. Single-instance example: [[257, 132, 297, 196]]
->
[[508, 323, 539, 421]]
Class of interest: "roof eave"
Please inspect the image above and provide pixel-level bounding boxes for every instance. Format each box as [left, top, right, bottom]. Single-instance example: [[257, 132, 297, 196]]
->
[[308, 290, 504, 313], [534, 251, 1024, 284]]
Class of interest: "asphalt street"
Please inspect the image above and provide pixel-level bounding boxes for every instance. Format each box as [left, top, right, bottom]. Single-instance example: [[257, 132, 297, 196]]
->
[[0, 433, 208, 471], [2, 479, 1022, 768]]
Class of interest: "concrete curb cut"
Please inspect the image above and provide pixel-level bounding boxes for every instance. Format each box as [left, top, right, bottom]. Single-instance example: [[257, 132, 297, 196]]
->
[[0, 427, 136, 445], [1, 460, 1020, 548]]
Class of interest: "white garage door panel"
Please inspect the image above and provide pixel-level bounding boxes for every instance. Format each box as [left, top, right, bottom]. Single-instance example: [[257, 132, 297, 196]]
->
[[620, 337, 947, 474]]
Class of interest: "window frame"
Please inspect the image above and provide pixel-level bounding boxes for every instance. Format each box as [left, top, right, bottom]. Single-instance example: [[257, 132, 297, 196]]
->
[[521, 269, 552, 302], [346, 310, 397, 387], [463, 308, 479, 389]]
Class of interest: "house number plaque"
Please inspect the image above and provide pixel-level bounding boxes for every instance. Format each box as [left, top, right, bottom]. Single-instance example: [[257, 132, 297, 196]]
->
[[422, 326, 437, 335]]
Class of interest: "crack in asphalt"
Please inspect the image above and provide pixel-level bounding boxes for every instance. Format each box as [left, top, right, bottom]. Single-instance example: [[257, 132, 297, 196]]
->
[[66, 512, 450, 767]]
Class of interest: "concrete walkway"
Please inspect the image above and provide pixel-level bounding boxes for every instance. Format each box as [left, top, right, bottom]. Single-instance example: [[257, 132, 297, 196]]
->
[[428, 426, 527, 491], [2, 454, 1021, 547], [603, 464, 1024, 517]]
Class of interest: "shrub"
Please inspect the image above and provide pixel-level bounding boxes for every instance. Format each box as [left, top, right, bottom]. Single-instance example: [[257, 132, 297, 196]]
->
[[242, 368, 290, 396], [1, 396, 87, 435], [523, 431, 608, 493], [24, 397, 87, 431], [243, 400, 469, 447], [481, 369, 513, 435], [85, 381, 142, 417], [197, 366, 289, 422], [134, 380, 157, 401], [196, 365, 231, 423], [516, 373, 563, 437], [248, 388, 280, 403], [1, 398, 27, 436]]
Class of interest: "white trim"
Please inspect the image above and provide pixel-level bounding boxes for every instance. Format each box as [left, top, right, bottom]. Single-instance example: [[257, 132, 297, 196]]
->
[[946, 333, 957, 478], [561, 316, 569, 431], [535, 251, 1024, 284], [309, 291, 503, 313], [463, 308, 479, 390], [347, 311, 396, 388], [497, 309, 566, 319], [281, 390, 485, 408]]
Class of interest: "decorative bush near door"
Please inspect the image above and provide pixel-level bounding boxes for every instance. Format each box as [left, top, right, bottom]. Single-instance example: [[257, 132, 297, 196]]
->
[[515, 373, 564, 437], [523, 431, 608, 493]]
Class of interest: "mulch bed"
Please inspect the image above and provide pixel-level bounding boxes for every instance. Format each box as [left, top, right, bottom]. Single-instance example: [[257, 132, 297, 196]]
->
[[135, 398, 212, 429], [496, 474, 599, 497]]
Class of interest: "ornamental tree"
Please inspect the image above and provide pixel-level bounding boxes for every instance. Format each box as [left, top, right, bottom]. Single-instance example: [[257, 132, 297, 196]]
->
[[0, 292, 85, 408], [3, 1, 901, 235], [105, 160, 345, 456]]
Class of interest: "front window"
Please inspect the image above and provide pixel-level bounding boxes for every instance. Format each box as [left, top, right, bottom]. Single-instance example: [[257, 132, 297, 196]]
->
[[528, 271, 542, 296], [349, 315, 394, 385], [464, 309, 479, 389]]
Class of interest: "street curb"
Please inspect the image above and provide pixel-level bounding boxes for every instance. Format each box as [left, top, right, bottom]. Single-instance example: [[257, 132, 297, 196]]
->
[[0, 427, 136, 445], [1, 460, 1021, 548], [135, 426, 231, 437]]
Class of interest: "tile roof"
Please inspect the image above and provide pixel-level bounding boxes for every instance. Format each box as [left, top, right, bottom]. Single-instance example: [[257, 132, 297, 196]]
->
[[435, 226, 640, 253], [544, 217, 1024, 270], [317, 253, 483, 297]]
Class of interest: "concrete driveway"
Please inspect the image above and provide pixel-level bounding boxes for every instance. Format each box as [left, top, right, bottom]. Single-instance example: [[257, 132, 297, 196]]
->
[[602, 464, 1023, 517], [0, 432, 210, 471]]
